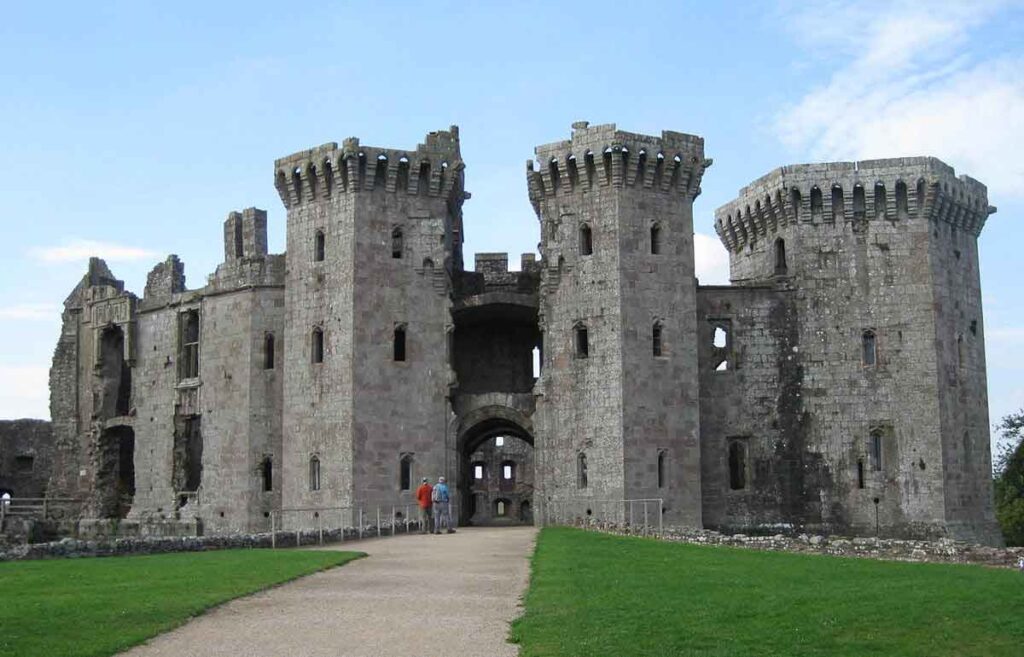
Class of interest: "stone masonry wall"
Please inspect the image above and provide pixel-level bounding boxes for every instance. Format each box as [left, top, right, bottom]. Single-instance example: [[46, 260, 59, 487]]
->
[[0, 420, 54, 498]]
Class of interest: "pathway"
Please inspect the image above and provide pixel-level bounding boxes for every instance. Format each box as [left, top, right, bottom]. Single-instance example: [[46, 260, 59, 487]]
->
[[118, 526, 537, 657]]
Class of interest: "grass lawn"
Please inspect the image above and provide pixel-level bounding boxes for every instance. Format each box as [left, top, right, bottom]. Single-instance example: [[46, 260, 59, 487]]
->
[[510, 527, 1024, 657], [0, 548, 362, 657]]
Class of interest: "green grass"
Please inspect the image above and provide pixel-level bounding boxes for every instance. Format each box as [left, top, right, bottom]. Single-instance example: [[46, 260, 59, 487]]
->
[[0, 548, 362, 657], [510, 527, 1024, 657]]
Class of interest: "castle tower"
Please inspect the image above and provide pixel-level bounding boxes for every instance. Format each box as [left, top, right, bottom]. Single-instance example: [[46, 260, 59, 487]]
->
[[529, 122, 711, 525], [714, 157, 1000, 543], [275, 128, 465, 523]]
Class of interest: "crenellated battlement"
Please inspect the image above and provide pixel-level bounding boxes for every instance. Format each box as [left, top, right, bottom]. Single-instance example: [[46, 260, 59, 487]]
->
[[526, 121, 711, 209], [714, 157, 996, 253], [273, 126, 465, 209]]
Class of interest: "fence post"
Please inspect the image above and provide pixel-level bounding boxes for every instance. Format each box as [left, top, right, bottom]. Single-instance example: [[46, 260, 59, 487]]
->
[[271, 511, 276, 550], [659, 498, 664, 537], [643, 501, 649, 537], [359, 508, 364, 539], [318, 512, 323, 545], [391, 505, 396, 536], [376, 507, 381, 538]]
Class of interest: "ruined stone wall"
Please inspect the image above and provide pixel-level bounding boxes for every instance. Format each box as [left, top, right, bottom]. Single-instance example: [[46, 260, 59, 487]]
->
[[468, 435, 534, 524], [0, 420, 54, 498], [714, 158, 999, 542], [530, 123, 709, 525]]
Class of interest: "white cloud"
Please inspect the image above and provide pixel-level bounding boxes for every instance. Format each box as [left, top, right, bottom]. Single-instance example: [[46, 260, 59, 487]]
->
[[29, 239, 157, 263], [694, 232, 730, 285], [775, 0, 1024, 199], [0, 366, 49, 420], [0, 303, 56, 320]]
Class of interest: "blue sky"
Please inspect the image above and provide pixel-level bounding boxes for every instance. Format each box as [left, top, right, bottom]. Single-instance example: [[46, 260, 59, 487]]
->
[[1, 1, 1021, 453]]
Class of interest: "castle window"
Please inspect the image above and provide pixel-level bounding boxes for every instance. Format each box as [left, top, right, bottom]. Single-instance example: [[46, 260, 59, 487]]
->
[[652, 321, 664, 357], [473, 462, 485, 480], [502, 460, 516, 485], [916, 178, 927, 214], [774, 238, 787, 275], [862, 330, 876, 367], [853, 184, 866, 218], [728, 439, 748, 490], [264, 334, 275, 370], [869, 430, 883, 471], [393, 324, 407, 362], [311, 327, 324, 364], [261, 457, 273, 492], [657, 450, 667, 489], [832, 185, 844, 222], [574, 323, 589, 359], [895, 181, 909, 219], [567, 154, 579, 188], [309, 455, 321, 491], [15, 455, 34, 474], [810, 186, 823, 221], [790, 188, 802, 222], [532, 345, 541, 378], [579, 224, 593, 256], [179, 310, 200, 380], [495, 436, 504, 447], [577, 452, 588, 489], [392, 226, 403, 259], [314, 230, 325, 262], [856, 459, 865, 489], [399, 453, 413, 491], [711, 320, 732, 372], [874, 183, 887, 219], [234, 219, 244, 258], [549, 157, 560, 192], [650, 224, 662, 255]]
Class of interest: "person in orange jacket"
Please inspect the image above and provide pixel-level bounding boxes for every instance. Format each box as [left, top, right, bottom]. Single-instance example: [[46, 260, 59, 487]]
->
[[415, 477, 433, 534]]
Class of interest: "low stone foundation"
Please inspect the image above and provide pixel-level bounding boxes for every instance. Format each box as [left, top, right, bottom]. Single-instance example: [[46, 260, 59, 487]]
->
[[572, 520, 1024, 569], [0, 520, 424, 561]]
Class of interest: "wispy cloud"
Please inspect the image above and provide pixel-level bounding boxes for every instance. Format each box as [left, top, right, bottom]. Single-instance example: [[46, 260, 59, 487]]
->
[[0, 303, 56, 320], [775, 0, 1024, 199], [0, 366, 49, 420], [29, 239, 157, 263], [695, 232, 730, 285]]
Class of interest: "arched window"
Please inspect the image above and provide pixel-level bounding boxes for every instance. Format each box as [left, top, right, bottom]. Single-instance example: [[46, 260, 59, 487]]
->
[[810, 186, 823, 221], [652, 321, 664, 357], [234, 219, 244, 258], [309, 455, 321, 491], [261, 457, 273, 492], [574, 323, 589, 359], [856, 459, 865, 489], [314, 230, 325, 262], [869, 430, 883, 471], [790, 188, 802, 222], [874, 183, 887, 219], [831, 185, 844, 222], [391, 226, 403, 259], [311, 327, 324, 364], [774, 238, 787, 275], [650, 224, 662, 255], [579, 224, 593, 256], [853, 184, 866, 218], [264, 334, 275, 370], [862, 330, 876, 367], [472, 462, 485, 480], [657, 450, 667, 489], [502, 460, 516, 482], [728, 440, 747, 490], [577, 452, 588, 489], [895, 181, 909, 219], [393, 324, 407, 362], [399, 453, 413, 491]]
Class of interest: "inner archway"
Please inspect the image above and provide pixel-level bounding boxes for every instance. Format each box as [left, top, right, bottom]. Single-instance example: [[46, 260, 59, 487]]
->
[[455, 410, 534, 526]]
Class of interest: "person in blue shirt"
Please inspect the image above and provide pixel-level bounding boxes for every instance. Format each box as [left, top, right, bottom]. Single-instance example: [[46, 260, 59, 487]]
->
[[431, 476, 455, 534]]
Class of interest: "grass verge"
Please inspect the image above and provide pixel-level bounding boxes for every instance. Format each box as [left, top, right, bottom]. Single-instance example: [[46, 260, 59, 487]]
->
[[0, 548, 362, 657], [510, 527, 1024, 657]]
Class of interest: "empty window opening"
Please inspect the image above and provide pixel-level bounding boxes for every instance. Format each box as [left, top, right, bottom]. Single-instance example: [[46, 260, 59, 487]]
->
[[567, 154, 579, 187], [502, 461, 515, 481], [396, 156, 409, 191], [15, 455, 34, 473], [810, 186, 823, 221], [393, 325, 407, 362], [532, 345, 541, 378], [314, 230, 325, 262], [857, 459, 865, 489], [657, 450, 667, 489], [916, 178, 927, 214], [179, 310, 200, 380], [970, 320, 977, 336], [652, 322, 664, 357], [417, 161, 431, 195], [957, 334, 964, 369], [496, 499, 507, 517], [853, 184, 866, 218], [311, 327, 324, 364], [173, 416, 202, 494], [874, 183, 887, 219], [309, 455, 321, 491], [579, 224, 593, 256], [399, 453, 413, 491], [391, 226, 403, 259], [584, 150, 596, 185], [233, 219, 244, 258], [862, 330, 877, 367], [574, 324, 589, 359], [711, 321, 732, 372], [495, 436, 505, 447], [264, 333, 275, 370], [519, 500, 532, 522], [869, 430, 883, 471], [650, 224, 662, 255], [602, 147, 613, 185], [322, 159, 334, 195], [261, 457, 273, 492], [99, 325, 131, 416], [831, 185, 844, 222], [728, 440, 748, 490], [548, 158, 560, 192], [473, 463, 485, 480], [790, 188, 802, 221], [713, 327, 727, 348], [577, 452, 588, 489], [895, 181, 909, 219], [774, 237, 788, 275]]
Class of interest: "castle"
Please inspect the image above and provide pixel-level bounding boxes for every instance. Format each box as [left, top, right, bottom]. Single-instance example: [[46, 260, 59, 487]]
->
[[42, 122, 1002, 544]]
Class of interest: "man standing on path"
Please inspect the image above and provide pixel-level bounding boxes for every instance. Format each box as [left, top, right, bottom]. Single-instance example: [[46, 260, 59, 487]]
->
[[432, 476, 455, 534], [415, 477, 433, 534]]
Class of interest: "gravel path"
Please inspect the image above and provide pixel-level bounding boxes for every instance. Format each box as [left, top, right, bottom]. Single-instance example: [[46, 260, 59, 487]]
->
[[118, 526, 537, 657]]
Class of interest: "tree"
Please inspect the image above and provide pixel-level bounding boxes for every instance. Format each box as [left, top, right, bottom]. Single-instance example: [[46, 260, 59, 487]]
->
[[993, 409, 1024, 546]]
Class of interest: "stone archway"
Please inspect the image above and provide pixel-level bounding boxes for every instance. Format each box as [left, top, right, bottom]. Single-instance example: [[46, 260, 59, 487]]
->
[[454, 406, 534, 526]]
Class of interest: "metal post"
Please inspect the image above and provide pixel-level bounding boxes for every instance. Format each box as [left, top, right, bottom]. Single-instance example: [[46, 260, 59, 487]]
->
[[643, 501, 649, 536], [359, 508, 364, 539], [271, 511, 276, 550], [659, 498, 664, 537], [376, 506, 381, 538], [629, 500, 634, 531], [391, 505, 396, 536], [318, 512, 323, 545]]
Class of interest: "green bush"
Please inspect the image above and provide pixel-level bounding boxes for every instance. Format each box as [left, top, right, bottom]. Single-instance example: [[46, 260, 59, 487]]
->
[[993, 409, 1024, 546]]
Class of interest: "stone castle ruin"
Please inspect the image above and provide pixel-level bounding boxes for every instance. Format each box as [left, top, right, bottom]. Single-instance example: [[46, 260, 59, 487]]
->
[[39, 122, 1002, 544]]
